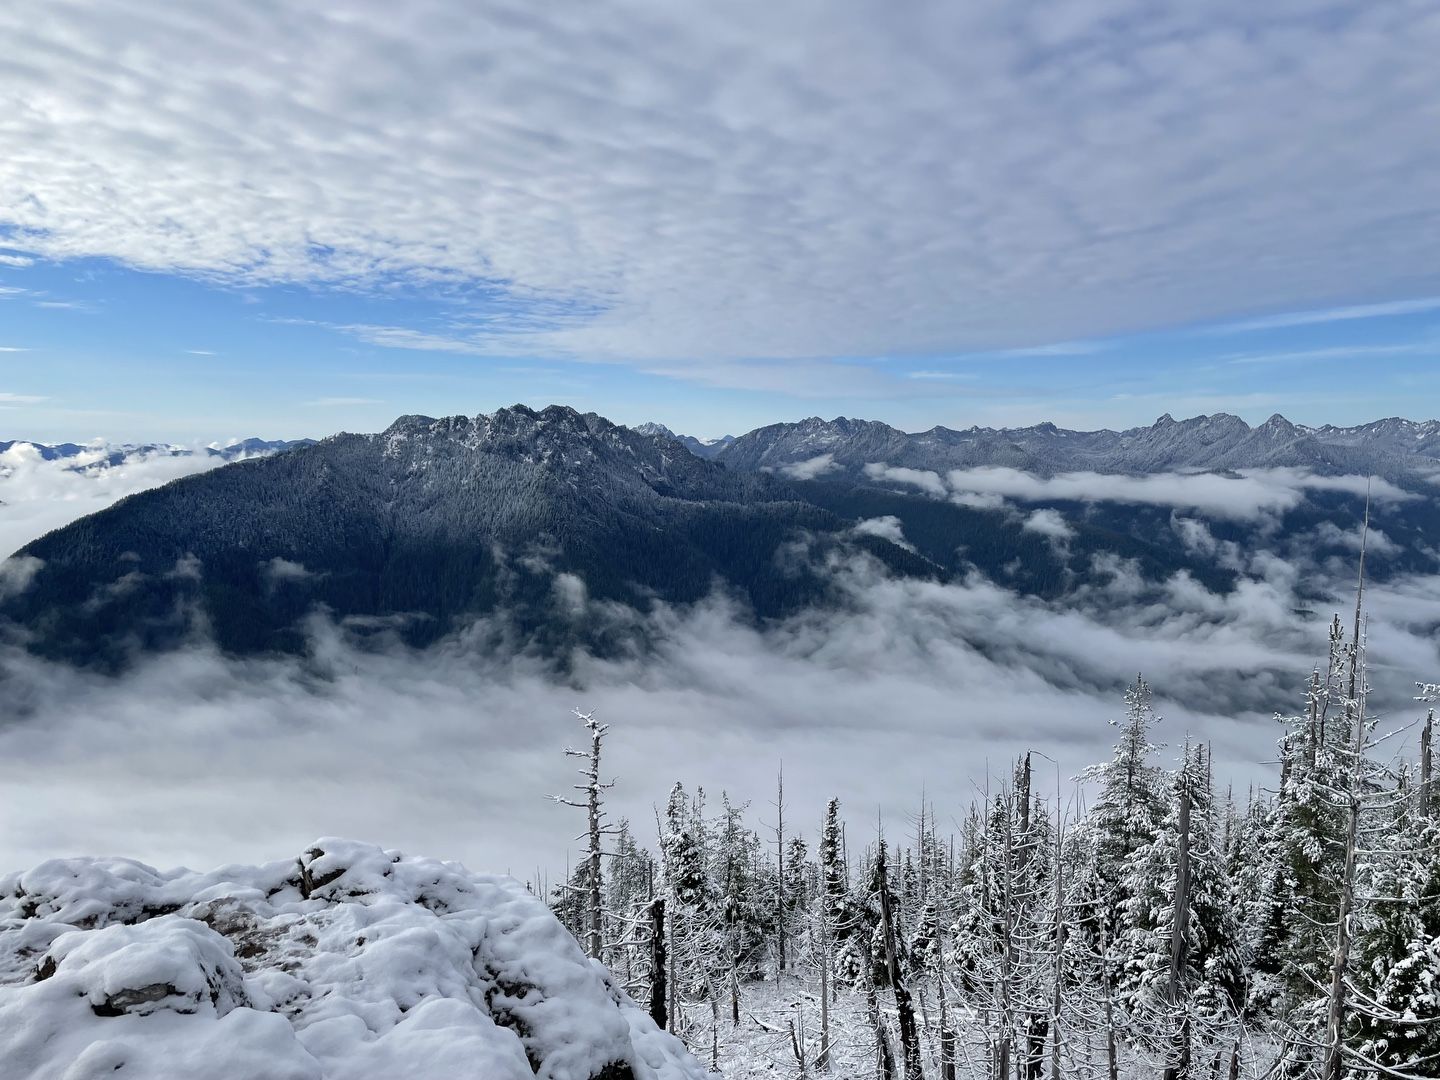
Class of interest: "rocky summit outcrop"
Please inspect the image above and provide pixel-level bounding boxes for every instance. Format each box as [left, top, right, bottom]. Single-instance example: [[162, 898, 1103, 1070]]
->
[[0, 839, 710, 1080]]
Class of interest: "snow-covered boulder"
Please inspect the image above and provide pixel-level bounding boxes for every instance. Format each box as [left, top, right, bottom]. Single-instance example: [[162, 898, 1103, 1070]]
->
[[0, 839, 710, 1080]]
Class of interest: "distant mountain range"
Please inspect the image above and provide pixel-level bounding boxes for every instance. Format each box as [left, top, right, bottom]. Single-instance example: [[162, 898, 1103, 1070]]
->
[[701, 413, 1440, 482], [3, 407, 1435, 668]]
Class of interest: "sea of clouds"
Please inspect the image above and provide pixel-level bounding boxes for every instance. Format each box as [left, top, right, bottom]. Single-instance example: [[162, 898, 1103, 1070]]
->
[[0, 442, 234, 561], [1, 449, 1437, 881]]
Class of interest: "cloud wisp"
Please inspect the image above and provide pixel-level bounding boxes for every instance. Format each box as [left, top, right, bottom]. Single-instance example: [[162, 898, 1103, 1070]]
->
[[1216, 297, 1440, 334], [863, 463, 1414, 522]]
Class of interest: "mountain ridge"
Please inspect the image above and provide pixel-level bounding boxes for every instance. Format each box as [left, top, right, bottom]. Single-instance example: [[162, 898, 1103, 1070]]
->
[[706, 411, 1440, 480], [5, 404, 1433, 670], [2, 405, 939, 667]]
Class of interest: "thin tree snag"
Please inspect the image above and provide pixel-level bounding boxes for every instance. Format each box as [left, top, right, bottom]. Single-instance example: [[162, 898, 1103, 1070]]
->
[[877, 839, 924, 1080], [1164, 760, 1193, 1080], [649, 897, 668, 1031]]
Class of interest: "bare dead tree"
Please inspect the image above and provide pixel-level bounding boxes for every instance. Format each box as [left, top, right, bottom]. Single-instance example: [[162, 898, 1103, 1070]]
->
[[776, 765, 788, 977], [866, 956, 898, 1080], [876, 832, 924, 1080], [818, 897, 832, 1073], [547, 709, 618, 960], [1163, 758, 1193, 1080], [1421, 708, 1434, 818], [1050, 797, 1067, 1080], [650, 893, 668, 1030]]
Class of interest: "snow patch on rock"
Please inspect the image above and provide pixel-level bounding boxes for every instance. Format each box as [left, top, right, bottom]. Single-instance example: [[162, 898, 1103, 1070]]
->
[[0, 839, 710, 1080]]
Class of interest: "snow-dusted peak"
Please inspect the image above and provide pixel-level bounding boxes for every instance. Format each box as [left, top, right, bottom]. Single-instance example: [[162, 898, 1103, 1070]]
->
[[0, 840, 709, 1080], [628, 423, 735, 459], [713, 409, 1440, 479]]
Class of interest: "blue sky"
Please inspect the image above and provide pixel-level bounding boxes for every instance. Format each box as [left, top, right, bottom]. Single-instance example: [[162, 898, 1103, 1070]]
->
[[5, 255, 1440, 443], [3, 0, 1440, 442]]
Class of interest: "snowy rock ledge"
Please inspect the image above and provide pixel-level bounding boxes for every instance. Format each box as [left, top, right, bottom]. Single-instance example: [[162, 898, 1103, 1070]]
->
[[0, 839, 711, 1080]]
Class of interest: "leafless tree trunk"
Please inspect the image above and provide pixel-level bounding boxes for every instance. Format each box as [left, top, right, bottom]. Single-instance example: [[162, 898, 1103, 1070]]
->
[[864, 953, 897, 1080], [650, 897, 668, 1030], [937, 965, 956, 1080], [1164, 766, 1193, 1080], [706, 972, 721, 1072], [818, 907, 832, 1072], [1049, 812, 1065, 1080], [995, 805, 1017, 1080], [1100, 916, 1119, 1080], [877, 840, 924, 1080], [1421, 708, 1434, 818], [776, 766, 788, 976], [668, 899, 678, 1033], [548, 710, 617, 961]]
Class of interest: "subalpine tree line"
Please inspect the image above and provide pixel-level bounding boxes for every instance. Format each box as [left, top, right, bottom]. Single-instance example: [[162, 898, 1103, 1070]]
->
[[546, 591, 1439, 1078]]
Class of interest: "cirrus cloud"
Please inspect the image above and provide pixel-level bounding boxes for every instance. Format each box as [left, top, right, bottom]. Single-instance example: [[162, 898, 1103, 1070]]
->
[[1, 0, 1439, 367]]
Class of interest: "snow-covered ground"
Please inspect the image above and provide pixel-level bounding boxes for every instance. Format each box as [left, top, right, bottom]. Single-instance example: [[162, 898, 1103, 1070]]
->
[[680, 973, 1278, 1080], [0, 839, 710, 1080]]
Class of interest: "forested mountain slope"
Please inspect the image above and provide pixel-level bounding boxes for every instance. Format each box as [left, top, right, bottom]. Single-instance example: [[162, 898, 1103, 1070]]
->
[[1, 406, 936, 666], [5, 405, 1432, 669]]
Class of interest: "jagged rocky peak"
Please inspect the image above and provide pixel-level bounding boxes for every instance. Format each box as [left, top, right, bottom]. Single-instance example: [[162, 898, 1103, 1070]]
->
[[1189, 411, 1248, 431], [800, 415, 896, 437], [378, 405, 652, 466], [1255, 413, 1303, 438], [385, 403, 604, 438], [1145, 411, 1249, 430]]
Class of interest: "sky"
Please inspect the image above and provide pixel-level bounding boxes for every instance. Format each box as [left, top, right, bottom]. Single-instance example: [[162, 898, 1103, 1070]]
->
[[2, 0, 1440, 442]]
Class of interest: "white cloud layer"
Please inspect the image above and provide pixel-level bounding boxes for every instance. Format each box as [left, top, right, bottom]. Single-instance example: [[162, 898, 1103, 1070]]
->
[[3, 1, 1439, 364], [0, 443, 232, 558], [863, 464, 1415, 522], [778, 453, 840, 480], [1, 542, 1436, 878], [1, 449, 1436, 878]]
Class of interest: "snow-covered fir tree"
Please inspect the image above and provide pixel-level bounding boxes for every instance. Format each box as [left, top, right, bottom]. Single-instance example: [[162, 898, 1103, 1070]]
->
[[538, 612, 1438, 1079]]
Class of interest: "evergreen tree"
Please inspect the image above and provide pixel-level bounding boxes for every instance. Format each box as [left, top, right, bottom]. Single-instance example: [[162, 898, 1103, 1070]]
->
[[819, 797, 852, 947], [1350, 792, 1440, 1071], [1080, 677, 1168, 896], [1256, 625, 1351, 1010]]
